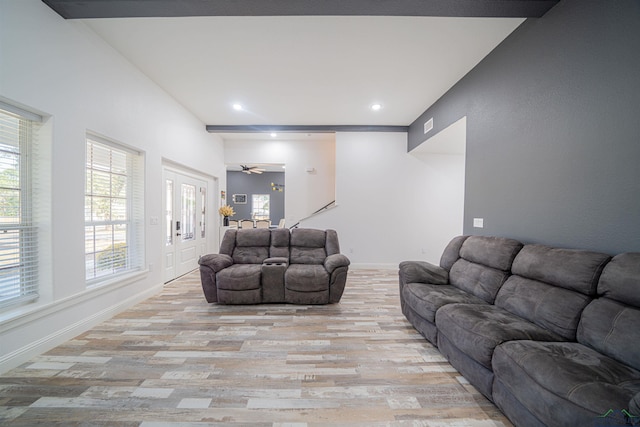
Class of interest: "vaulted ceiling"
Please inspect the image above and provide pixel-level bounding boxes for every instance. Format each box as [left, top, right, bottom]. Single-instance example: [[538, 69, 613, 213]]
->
[[42, 0, 558, 133]]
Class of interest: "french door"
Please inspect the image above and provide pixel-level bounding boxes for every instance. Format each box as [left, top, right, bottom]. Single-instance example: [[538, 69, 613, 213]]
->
[[162, 168, 208, 283]]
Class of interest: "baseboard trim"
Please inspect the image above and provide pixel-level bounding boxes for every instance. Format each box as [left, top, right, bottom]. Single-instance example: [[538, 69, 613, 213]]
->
[[0, 282, 163, 374]]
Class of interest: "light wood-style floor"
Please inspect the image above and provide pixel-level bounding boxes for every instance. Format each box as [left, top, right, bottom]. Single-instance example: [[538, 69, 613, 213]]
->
[[0, 269, 512, 426]]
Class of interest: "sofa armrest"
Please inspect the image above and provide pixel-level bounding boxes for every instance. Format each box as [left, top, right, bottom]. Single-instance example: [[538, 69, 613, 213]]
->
[[198, 254, 233, 272], [261, 257, 288, 303], [399, 261, 448, 285], [325, 253, 350, 273]]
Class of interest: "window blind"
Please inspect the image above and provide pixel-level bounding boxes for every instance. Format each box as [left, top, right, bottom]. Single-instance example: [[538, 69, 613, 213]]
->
[[0, 105, 41, 308], [85, 134, 144, 284]]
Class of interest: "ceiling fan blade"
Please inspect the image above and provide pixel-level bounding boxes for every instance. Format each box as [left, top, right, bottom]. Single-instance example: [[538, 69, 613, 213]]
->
[[238, 165, 267, 174]]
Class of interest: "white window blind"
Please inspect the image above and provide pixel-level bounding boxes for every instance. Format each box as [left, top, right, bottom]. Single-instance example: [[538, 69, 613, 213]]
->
[[0, 105, 41, 308], [85, 135, 144, 284]]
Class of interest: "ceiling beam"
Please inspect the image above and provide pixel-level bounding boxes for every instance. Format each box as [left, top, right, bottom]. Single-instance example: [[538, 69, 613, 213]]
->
[[206, 125, 409, 134], [42, 0, 559, 19]]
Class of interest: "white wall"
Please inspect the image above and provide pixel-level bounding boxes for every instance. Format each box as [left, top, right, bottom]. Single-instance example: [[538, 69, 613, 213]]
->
[[223, 137, 336, 227], [302, 130, 465, 268], [0, 0, 226, 372], [0, 0, 466, 371]]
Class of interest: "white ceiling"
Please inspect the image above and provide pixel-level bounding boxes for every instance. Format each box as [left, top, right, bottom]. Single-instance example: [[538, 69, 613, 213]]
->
[[83, 15, 524, 129]]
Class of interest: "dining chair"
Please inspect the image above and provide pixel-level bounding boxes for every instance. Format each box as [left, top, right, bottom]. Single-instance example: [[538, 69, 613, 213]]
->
[[255, 219, 271, 228], [240, 219, 255, 229]]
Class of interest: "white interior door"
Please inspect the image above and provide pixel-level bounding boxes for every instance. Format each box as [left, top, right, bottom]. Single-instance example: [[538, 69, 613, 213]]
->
[[163, 168, 208, 282]]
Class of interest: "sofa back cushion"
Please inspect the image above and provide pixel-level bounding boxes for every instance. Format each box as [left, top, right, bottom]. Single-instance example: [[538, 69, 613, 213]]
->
[[232, 228, 271, 264], [494, 245, 609, 340], [270, 228, 290, 258], [448, 236, 523, 303], [578, 253, 640, 371], [510, 245, 611, 295], [597, 253, 640, 307], [219, 229, 237, 256], [290, 228, 327, 264], [439, 235, 469, 271]]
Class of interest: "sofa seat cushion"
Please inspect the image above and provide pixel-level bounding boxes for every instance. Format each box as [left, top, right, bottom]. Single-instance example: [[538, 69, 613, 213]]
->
[[436, 304, 564, 370], [402, 283, 487, 324], [493, 340, 640, 425], [216, 264, 262, 291], [285, 264, 329, 292]]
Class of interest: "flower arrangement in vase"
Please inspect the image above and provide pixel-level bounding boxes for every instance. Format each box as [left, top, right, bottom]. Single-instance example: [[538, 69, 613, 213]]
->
[[218, 205, 235, 226]]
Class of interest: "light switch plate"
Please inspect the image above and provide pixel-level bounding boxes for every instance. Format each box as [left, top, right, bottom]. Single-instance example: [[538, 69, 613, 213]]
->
[[473, 218, 484, 228]]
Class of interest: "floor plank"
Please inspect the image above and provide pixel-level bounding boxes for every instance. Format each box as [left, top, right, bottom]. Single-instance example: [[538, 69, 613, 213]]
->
[[0, 269, 512, 426]]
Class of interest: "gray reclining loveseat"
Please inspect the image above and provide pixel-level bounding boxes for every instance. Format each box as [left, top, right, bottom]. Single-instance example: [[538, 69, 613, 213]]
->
[[198, 228, 350, 305], [400, 235, 640, 426]]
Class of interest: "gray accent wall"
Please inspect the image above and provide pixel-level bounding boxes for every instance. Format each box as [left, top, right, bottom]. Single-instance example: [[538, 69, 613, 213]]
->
[[227, 171, 285, 225], [408, 0, 640, 254]]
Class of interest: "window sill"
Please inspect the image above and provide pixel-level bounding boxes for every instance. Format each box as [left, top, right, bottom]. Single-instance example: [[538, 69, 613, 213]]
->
[[0, 269, 149, 332]]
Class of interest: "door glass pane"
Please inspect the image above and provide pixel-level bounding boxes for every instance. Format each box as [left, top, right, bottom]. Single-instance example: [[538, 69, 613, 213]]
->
[[200, 187, 206, 238], [181, 184, 196, 241], [165, 179, 173, 245]]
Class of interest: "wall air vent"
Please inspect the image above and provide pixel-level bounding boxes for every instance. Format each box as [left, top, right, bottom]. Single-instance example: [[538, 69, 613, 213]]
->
[[424, 117, 434, 134]]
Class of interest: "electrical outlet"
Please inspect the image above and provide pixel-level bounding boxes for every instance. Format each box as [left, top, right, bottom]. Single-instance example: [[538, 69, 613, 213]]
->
[[473, 218, 484, 228]]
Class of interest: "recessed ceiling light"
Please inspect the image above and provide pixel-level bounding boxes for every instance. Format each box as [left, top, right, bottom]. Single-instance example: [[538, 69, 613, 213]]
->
[[232, 103, 243, 111], [270, 132, 277, 138], [371, 103, 382, 111]]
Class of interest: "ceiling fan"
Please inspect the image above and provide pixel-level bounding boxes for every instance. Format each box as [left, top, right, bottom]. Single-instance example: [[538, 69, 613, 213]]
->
[[241, 165, 266, 174]]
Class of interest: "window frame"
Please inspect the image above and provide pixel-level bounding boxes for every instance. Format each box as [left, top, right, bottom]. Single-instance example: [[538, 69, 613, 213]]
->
[[251, 194, 270, 220]]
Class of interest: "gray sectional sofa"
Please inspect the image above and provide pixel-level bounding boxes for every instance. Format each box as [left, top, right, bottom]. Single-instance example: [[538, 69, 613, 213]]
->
[[198, 228, 350, 304], [399, 235, 640, 426]]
